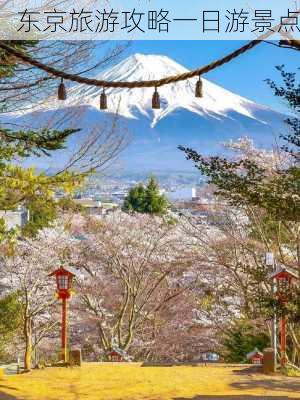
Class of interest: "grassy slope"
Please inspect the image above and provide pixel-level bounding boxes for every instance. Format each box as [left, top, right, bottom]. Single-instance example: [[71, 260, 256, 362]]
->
[[0, 363, 299, 400]]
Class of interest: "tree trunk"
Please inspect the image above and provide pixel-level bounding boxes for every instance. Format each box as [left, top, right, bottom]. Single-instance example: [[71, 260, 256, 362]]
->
[[24, 317, 32, 371], [97, 321, 110, 353], [292, 347, 297, 364], [289, 326, 300, 366]]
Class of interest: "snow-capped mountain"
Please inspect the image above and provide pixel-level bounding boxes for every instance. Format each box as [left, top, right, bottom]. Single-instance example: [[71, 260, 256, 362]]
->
[[4, 53, 285, 174]]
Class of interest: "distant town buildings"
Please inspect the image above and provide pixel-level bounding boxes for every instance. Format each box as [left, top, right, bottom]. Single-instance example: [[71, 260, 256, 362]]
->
[[165, 187, 197, 202], [73, 198, 119, 216], [0, 208, 29, 229], [70, 178, 227, 227]]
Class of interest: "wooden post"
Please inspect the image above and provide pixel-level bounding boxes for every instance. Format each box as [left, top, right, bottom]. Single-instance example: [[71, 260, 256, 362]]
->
[[280, 315, 287, 368], [61, 297, 68, 363], [263, 348, 276, 374]]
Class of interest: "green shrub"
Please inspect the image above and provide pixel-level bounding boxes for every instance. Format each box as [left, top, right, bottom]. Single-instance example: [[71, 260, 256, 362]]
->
[[221, 319, 269, 363]]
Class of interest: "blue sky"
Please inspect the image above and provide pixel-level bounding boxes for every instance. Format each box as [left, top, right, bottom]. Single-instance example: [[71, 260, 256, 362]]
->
[[120, 40, 298, 114]]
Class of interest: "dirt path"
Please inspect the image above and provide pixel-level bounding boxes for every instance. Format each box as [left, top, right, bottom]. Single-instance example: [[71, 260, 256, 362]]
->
[[0, 363, 299, 400]]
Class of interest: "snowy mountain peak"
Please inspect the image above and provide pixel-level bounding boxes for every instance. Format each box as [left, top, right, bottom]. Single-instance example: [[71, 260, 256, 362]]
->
[[100, 53, 188, 82], [17, 53, 270, 127], [5, 54, 285, 175]]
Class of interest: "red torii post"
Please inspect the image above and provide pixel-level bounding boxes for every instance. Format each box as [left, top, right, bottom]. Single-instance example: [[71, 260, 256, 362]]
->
[[271, 267, 298, 369], [49, 266, 77, 363]]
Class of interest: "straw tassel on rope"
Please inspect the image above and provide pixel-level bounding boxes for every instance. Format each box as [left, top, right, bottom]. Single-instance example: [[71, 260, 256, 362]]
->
[[195, 76, 203, 98], [152, 87, 160, 109], [58, 77, 67, 100], [100, 88, 107, 110]]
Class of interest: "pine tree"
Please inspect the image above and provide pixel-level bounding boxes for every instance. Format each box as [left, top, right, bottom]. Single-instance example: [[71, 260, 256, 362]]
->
[[123, 177, 169, 216], [222, 320, 269, 363], [122, 184, 145, 213], [1, 42, 77, 157], [143, 177, 169, 215], [0, 41, 83, 241]]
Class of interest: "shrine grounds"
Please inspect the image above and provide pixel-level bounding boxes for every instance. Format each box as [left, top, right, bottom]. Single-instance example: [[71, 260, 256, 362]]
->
[[0, 363, 300, 399]]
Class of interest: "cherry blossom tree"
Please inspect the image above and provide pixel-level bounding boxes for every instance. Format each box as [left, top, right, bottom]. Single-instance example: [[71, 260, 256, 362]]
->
[[182, 136, 300, 364], [72, 211, 203, 359], [0, 223, 79, 370]]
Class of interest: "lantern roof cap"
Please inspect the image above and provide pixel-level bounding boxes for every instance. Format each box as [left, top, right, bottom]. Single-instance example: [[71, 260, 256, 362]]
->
[[49, 265, 82, 278], [246, 348, 263, 359], [271, 266, 299, 280]]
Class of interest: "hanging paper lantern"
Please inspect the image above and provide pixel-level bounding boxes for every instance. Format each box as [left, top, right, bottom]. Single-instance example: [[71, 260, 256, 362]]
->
[[58, 78, 67, 100], [152, 87, 160, 109], [100, 88, 107, 110], [195, 76, 203, 98]]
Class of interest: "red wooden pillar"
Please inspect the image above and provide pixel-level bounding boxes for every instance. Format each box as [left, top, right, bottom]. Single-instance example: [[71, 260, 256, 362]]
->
[[61, 297, 68, 363], [49, 266, 78, 365], [280, 315, 287, 368], [271, 267, 299, 370]]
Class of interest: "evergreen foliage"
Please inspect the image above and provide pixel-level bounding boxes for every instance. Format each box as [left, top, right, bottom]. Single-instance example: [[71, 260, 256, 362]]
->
[[0, 292, 22, 360], [0, 41, 37, 79], [222, 320, 269, 363], [180, 67, 300, 339], [123, 177, 169, 216], [179, 66, 299, 223], [0, 41, 83, 241]]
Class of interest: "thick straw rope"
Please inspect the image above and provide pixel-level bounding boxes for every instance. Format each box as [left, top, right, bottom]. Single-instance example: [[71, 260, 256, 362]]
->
[[0, 40, 260, 89], [0, 12, 299, 89]]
